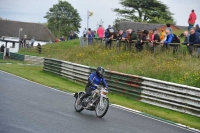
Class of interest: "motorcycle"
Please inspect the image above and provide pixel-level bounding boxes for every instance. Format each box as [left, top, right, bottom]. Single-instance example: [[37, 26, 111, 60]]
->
[[74, 85, 109, 118]]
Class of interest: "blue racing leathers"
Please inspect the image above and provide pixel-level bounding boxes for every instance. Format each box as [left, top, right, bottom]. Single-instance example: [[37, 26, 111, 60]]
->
[[88, 72, 108, 90]]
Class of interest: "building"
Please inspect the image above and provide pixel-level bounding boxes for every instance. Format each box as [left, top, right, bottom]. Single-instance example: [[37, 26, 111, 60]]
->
[[115, 21, 185, 33], [0, 20, 55, 53]]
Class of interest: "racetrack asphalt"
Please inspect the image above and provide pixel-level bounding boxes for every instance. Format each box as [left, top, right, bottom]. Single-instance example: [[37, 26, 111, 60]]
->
[[0, 71, 198, 133]]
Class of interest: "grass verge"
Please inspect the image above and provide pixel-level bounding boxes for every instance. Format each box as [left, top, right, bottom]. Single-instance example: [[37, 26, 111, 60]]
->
[[19, 42, 200, 88], [0, 60, 199, 130]]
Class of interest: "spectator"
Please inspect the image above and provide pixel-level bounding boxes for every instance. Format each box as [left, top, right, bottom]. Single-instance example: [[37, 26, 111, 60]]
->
[[189, 28, 199, 56], [127, 29, 138, 42], [166, 24, 173, 34], [97, 25, 104, 39], [88, 28, 93, 45], [195, 24, 200, 34], [182, 31, 190, 45], [160, 30, 166, 41], [94, 31, 98, 38], [182, 31, 192, 55], [118, 30, 127, 40], [150, 29, 160, 47], [0, 44, 5, 52], [160, 29, 173, 50], [153, 29, 160, 43], [83, 28, 87, 37], [37, 43, 42, 54], [188, 10, 197, 31], [105, 25, 114, 39], [106, 29, 117, 49], [73, 33, 77, 40], [30, 37, 35, 48], [135, 30, 149, 51], [56, 38, 60, 42], [90, 30, 95, 38]]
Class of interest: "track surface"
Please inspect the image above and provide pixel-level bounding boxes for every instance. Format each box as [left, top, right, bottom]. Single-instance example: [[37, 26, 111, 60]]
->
[[0, 71, 197, 133]]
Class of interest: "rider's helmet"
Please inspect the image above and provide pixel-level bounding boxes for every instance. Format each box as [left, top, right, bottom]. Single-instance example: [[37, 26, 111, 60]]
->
[[96, 67, 105, 77]]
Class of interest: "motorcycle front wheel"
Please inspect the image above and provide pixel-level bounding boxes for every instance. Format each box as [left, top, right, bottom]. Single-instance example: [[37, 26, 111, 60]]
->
[[74, 93, 84, 112], [95, 97, 109, 118]]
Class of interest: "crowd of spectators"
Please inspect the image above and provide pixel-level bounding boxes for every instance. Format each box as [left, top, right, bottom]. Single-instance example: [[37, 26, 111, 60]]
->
[[83, 22, 200, 56]]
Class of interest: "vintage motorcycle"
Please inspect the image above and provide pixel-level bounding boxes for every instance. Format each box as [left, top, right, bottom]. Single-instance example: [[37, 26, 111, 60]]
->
[[74, 85, 109, 118]]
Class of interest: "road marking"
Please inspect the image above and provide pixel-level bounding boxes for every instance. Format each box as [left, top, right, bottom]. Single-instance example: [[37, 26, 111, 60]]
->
[[0, 70, 199, 133]]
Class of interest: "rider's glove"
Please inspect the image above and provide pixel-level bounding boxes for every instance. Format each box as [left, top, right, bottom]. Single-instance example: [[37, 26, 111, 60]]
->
[[105, 88, 109, 92]]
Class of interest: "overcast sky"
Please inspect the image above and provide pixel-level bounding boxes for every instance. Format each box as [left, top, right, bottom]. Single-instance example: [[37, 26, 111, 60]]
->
[[0, 0, 199, 34]]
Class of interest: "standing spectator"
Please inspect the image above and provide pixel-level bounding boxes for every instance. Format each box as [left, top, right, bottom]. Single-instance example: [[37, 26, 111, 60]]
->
[[0, 44, 5, 53], [189, 28, 199, 56], [160, 30, 166, 41], [182, 31, 192, 55], [166, 24, 173, 34], [30, 37, 35, 48], [87, 28, 93, 45], [188, 10, 197, 31], [97, 25, 104, 39], [94, 31, 98, 38], [195, 24, 200, 34], [83, 28, 87, 37], [37, 43, 42, 54], [105, 25, 113, 38]]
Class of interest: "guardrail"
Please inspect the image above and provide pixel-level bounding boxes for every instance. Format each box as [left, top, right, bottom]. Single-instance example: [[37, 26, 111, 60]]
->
[[44, 58, 200, 117], [9, 53, 44, 64], [10, 53, 24, 61], [0, 52, 3, 59]]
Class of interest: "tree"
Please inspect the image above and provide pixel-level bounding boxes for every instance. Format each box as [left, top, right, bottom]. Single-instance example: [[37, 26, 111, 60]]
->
[[44, 0, 82, 37], [113, 0, 175, 24]]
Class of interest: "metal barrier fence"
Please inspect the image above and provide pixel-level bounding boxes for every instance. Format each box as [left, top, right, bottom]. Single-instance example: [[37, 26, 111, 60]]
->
[[0, 52, 3, 59], [10, 53, 25, 61], [44, 58, 200, 117], [9, 53, 44, 64]]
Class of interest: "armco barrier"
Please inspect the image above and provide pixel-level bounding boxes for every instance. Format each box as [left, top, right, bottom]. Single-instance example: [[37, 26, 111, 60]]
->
[[9, 53, 44, 64], [43, 58, 200, 117], [10, 53, 25, 61], [0, 52, 3, 59]]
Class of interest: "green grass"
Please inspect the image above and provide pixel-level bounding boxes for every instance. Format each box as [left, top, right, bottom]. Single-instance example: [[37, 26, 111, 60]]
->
[[0, 60, 199, 130], [19, 39, 200, 88]]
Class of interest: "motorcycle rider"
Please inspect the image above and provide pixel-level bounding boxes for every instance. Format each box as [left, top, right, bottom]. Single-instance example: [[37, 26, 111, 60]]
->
[[79, 67, 108, 104]]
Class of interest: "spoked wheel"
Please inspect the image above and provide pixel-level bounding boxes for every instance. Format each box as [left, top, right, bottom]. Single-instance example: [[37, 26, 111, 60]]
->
[[74, 92, 84, 112], [95, 97, 109, 118]]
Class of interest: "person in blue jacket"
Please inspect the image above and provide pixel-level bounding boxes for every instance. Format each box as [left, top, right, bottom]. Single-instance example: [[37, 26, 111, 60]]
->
[[79, 67, 108, 103], [163, 29, 173, 45]]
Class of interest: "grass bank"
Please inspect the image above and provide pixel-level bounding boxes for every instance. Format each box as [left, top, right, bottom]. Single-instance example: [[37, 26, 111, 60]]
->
[[19, 39, 200, 88], [0, 60, 199, 130]]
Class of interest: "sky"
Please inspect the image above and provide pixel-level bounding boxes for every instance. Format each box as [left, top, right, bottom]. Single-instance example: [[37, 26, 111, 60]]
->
[[0, 0, 200, 35]]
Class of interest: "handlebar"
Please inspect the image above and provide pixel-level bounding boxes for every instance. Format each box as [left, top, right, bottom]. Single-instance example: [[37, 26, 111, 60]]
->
[[93, 84, 110, 92]]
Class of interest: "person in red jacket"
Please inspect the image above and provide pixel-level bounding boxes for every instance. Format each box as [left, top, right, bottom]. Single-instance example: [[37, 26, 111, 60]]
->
[[188, 9, 197, 31]]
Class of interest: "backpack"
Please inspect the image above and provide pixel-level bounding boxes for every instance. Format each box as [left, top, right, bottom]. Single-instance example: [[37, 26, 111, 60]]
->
[[172, 34, 180, 43]]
